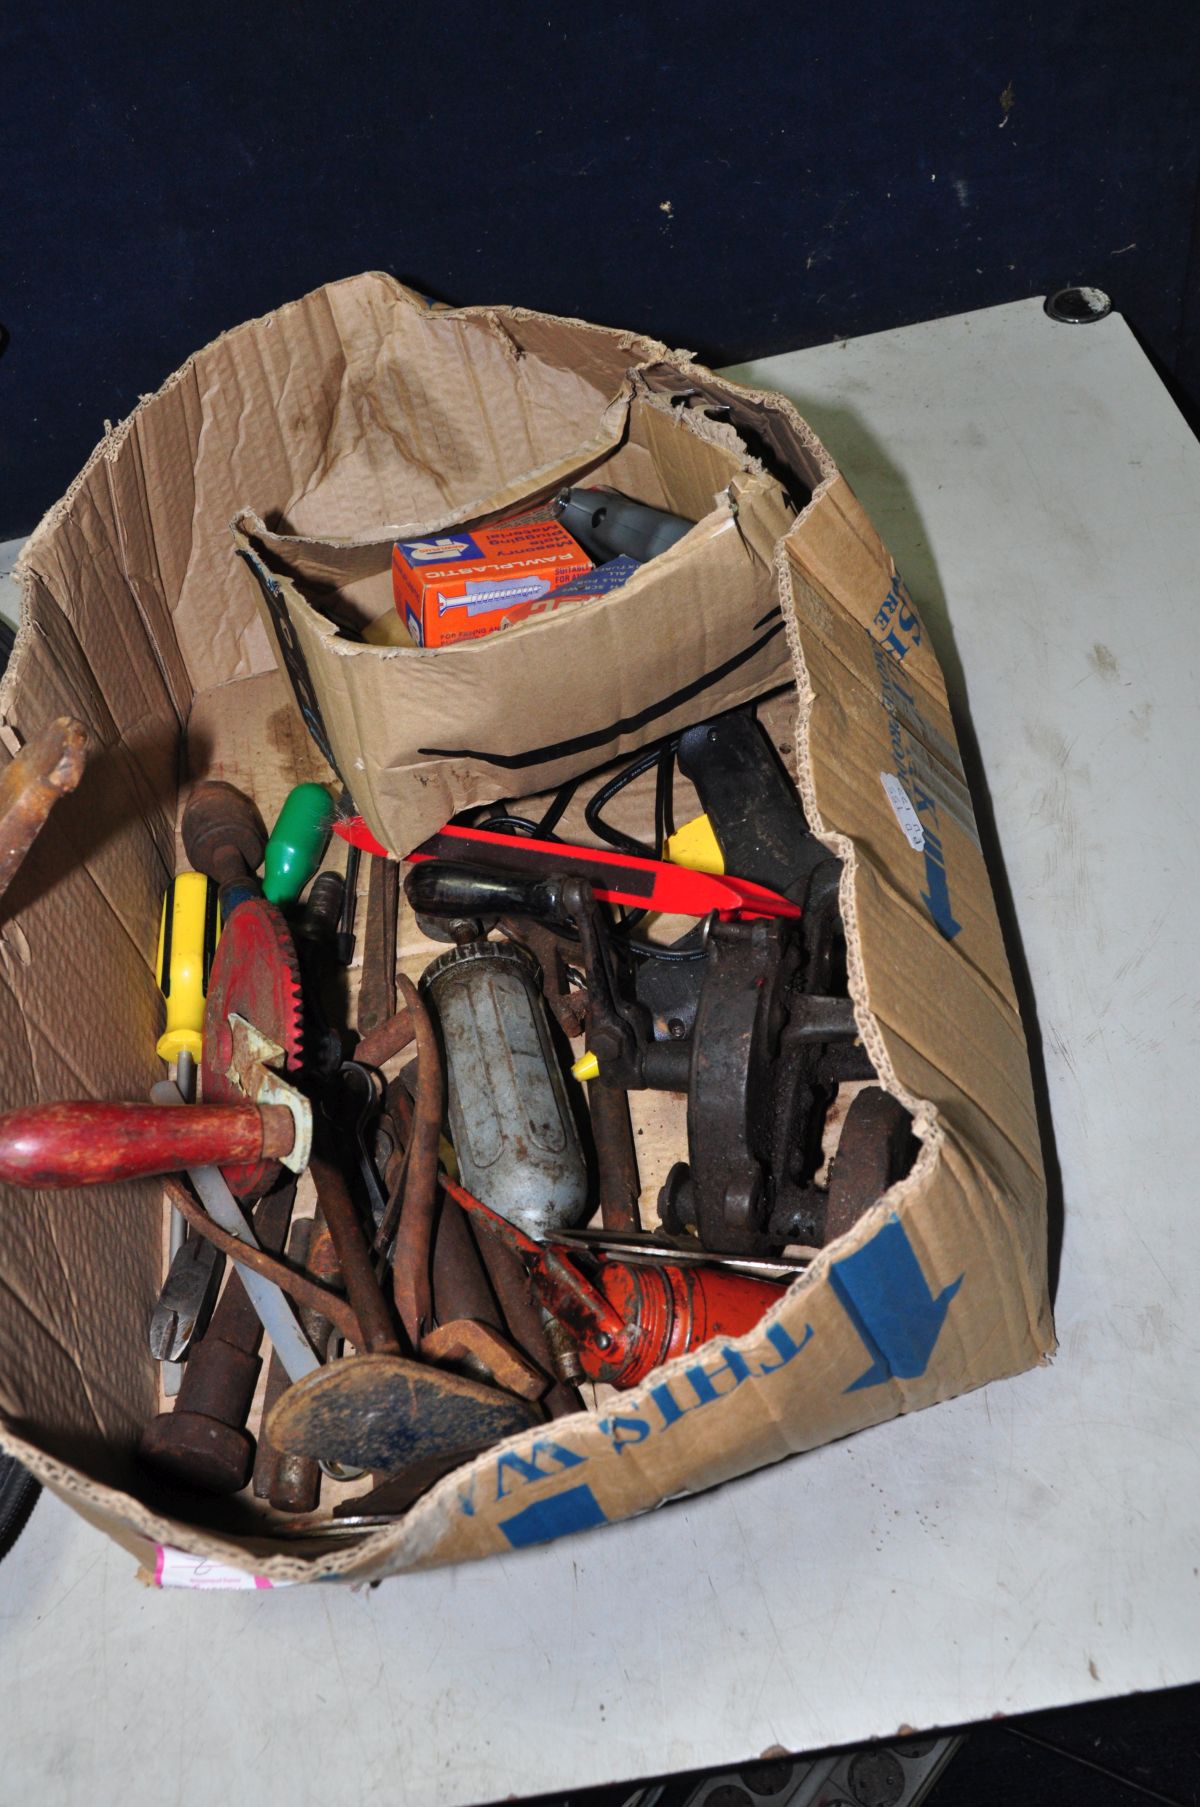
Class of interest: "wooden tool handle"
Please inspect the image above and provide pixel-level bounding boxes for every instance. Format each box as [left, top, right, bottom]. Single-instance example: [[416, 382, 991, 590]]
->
[[0, 1100, 294, 1188]]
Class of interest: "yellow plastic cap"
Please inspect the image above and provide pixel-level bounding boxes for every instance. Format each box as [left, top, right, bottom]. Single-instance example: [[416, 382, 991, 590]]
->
[[663, 813, 724, 874], [572, 1051, 600, 1083]]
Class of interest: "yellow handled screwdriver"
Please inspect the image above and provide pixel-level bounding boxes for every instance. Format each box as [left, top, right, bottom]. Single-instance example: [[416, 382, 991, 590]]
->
[[149, 873, 222, 1391]]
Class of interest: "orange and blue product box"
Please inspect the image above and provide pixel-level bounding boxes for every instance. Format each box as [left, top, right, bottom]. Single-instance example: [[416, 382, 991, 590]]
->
[[392, 520, 592, 647]]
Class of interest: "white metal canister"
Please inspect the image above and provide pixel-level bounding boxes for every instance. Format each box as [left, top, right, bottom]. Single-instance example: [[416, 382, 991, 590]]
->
[[421, 939, 589, 1239]]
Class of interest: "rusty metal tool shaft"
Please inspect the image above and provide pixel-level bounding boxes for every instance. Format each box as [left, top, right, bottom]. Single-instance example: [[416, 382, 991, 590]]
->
[[140, 1181, 298, 1495], [0, 716, 89, 904], [390, 975, 443, 1346], [309, 1146, 400, 1356]]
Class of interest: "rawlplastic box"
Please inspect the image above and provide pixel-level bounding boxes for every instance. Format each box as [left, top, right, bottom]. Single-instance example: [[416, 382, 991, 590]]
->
[[392, 519, 592, 647]]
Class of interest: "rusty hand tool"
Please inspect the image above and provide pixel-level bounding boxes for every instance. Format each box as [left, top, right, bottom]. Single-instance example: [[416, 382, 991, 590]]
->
[[147, 1228, 223, 1368], [419, 1322, 544, 1400], [372, 1062, 547, 1402], [181, 779, 267, 917], [253, 1215, 314, 1503], [331, 1060, 389, 1233], [498, 918, 587, 1039], [266, 1139, 538, 1473], [150, 1078, 324, 1387], [0, 1098, 297, 1188], [357, 852, 399, 1038], [389, 974, 442, 1346], [425, 1167, 547, 1402], [140, 1179, 298, 1495], [446, 1177, 786, 1390], [160, 1175, 360, 1346], [0, 715, 89, 905], [810, 1086, 917, 1246], [200, 896, 308, 1199], [254, 1214, 354, 1512], [585, 1078, 641, 1234], [330, 1448, 490, 1521], [470, 1211, 583, 1416], [557, 874, 872, 1256], [0, 821, 313, 1200]]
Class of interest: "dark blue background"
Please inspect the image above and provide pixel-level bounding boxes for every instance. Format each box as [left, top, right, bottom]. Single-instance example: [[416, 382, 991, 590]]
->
[[5, 3, 1199, 537]]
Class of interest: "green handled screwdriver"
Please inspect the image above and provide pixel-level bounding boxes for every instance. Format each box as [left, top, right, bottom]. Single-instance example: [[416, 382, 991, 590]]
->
[[263, 783, 335, 907]]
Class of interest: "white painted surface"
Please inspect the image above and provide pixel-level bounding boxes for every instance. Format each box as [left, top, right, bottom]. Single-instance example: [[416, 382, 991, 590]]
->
[[2, 298, 1198, 1805]]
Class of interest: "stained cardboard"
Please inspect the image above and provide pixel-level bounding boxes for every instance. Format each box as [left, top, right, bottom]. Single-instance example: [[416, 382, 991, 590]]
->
[[0, 274, 1053, 1583], [232, 387, 797, 857]]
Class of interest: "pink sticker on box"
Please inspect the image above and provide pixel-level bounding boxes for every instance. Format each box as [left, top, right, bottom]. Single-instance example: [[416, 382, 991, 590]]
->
[[153, 1546, 291, 1590]]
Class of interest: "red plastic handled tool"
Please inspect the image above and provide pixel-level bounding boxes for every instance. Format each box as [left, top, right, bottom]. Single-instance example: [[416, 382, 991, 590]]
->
[[411, 827, 801, 922], [333, 815, 800, 921]]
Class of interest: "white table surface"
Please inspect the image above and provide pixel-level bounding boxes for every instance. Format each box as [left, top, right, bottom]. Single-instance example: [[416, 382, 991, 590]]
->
[[2, 297, 1197, 1807]]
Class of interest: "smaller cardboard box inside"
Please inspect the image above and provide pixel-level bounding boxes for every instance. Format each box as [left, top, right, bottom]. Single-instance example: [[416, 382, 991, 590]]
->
[[0, 276, 1054, 1585]]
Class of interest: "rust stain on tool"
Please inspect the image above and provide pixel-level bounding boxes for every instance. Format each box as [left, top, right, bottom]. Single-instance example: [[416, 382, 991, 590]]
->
[[140, 1180, 297, 1496], [590, 1080, 642, 1233], [268, 1143, 537, 1471], [181, 779, 267, 898], [0, 715, 89, 905], [253, 1215, 314, 1503], [432, 1184, 505, 1329], [421, 1321, 546, 1400], [357, 853, 400, 1038], [269, 1215, 346, 1512], [309, 1146, 400, 1355], [266, 1350, 535, 1473], [472, 1210, 581, 1417], [390, 975, 443, 1346], [372, 1072, 414, 1255], [259, 1214, 346, 1513], [501, 918, 588, 1040], [354, 1005, 416, 1071], [822, 1086, 916, 1244], [161, 1176, 361, 1347]]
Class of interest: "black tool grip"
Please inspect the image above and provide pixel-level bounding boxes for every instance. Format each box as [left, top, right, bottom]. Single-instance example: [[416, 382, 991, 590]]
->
[[405, 861, 565, 924], [677, 713, 825, 901]]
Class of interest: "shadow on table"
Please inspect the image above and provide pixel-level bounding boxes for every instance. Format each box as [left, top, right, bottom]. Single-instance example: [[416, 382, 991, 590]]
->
[[784, 395, 1065, 1306]]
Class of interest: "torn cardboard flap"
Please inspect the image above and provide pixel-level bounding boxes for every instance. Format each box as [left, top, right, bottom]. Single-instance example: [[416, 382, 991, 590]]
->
[[233, 388, 796, 855], [0, 272, 1052, 1584]]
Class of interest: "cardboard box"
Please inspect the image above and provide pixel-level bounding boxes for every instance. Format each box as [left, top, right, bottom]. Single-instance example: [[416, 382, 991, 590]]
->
[[392, 520, 592, 646], [0, 275, 1054, 1584], [231, 384, 796, 860]]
